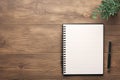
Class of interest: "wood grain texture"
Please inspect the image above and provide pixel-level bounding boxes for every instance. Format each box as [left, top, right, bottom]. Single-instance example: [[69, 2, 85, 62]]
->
[[0, 0, 120, 80], [0, 0, 110, 24], [0, 69, 62, 80], [0, 24, 62, 53], [0, 53, 62, 80]]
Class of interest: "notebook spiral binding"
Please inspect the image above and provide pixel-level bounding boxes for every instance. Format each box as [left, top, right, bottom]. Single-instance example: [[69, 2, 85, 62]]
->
[[63, 26, 66, 74]]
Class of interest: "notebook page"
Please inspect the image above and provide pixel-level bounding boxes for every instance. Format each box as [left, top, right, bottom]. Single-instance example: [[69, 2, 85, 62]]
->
[[63, 24, 103, 75]]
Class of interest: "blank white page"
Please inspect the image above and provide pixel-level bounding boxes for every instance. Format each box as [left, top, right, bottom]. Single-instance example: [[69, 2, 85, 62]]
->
[[63, 24, 103, 75]]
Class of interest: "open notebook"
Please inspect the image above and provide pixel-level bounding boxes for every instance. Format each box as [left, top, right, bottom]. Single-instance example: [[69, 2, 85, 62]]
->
[[62, 24, 104, 75]]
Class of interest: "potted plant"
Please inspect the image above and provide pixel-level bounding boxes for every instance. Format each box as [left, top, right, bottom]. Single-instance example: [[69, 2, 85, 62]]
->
[[92, 0, 120, 20]]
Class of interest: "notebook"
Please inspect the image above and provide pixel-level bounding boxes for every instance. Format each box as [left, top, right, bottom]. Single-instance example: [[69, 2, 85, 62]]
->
[[62, 24, 104, 75]]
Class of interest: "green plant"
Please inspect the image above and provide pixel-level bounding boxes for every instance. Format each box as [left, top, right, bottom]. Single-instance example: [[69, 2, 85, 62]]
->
[[92, 0, 120, 20]]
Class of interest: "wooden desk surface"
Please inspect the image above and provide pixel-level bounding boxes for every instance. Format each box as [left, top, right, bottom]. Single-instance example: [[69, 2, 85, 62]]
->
[[0, 0, 120, 80]]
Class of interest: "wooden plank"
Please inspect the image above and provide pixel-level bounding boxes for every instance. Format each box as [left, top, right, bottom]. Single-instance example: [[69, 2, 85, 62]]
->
[[0, 69, 62, 80], [22, 69, 62, 80], [0, 53, 62, 80], [106, 36, 120, 46], [0, 53, 61, 69], [63, 75, 120, 80], [0, 0, 109, 24], [105, 24, 120, 53], [0, 24, 62, 53], [107, 25, 120, 36], [0, 69, 23, 80], [99, 75, 120, 80], [62, 76, 102, 80], [105, 35, 120, 53]]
